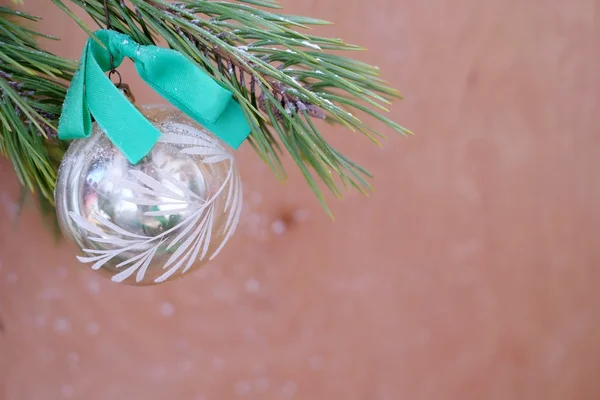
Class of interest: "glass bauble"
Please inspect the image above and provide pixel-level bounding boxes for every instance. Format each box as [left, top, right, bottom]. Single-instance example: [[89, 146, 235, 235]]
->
[[55, 105, 242, 285]]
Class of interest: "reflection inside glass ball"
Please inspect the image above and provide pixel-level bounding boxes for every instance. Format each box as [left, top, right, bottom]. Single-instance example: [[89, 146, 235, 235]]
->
[[82, 142, 208, 238]]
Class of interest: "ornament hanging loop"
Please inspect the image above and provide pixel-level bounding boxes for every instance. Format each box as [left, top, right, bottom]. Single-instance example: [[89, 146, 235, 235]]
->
[[103, 0, 119, 85], [108, 69, 122, 87]]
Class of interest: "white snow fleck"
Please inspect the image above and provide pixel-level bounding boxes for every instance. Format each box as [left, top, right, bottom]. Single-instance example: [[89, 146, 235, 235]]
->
[[41, 288, 63, 301], [86, 278, 100, 295], [39, 348, 55, 363], [67, 352, 80, 366], [86, 321, 100, 336], [61, 384, 74, 398], [286, 49, 297, 54], [271, 219, 287, 236], [416, 328, 432, 344], [212, 356, 225, 370], [235, 381, 251, 396], [148, 365, 167, 378], [249, 191, 262, 205], [174, 338, 190, 350], [160, 302, 175, 317], [56, 267, 68, 280], [309, 355, 324, 370], [281, 381, 298, 397], [301, 41, 321, 50], [245, 278, 260, 293], [213, 284, 237, 301], [0, 192, 19, 220], [254, 378, 269, 392], [315, 70, 324, 75], [179, 359, 193, 371], [53, 318, 71, 333], [293, 209, 310, 222], [34, 315, 46, 327], [5, 272, 18, 284]]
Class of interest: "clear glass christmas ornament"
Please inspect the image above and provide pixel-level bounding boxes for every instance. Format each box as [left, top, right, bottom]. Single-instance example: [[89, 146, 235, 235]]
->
[[55, 104, 242, 285]]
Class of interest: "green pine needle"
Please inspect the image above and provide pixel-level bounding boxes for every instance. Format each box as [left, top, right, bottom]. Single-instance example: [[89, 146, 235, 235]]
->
[[0, 7, 72, 207]]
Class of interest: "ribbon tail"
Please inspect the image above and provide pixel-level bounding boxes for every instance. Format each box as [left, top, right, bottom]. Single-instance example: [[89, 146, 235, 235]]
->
[[132, 46, 251, 149], [84, 47, 161, 165], [210, 99, 252, 149], [58, 42, 93, 141]]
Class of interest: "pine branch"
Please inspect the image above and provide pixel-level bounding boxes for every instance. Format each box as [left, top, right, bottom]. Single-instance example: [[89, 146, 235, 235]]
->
[[2, 1, 411, 215], [0, 7, 74, 204]]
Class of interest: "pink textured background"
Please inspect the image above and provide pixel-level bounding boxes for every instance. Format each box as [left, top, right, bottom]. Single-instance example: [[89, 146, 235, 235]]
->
[[1, 0, 599, 399]]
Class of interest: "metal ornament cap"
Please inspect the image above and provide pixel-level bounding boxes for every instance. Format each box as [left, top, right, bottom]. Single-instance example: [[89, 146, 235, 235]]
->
[[55, 104, 242, 285]]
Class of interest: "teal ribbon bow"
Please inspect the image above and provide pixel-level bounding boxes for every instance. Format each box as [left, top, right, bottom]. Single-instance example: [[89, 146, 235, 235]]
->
[[58, 30, 250, 164]]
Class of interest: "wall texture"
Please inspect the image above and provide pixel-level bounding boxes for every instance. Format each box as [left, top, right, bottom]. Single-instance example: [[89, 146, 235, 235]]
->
[[1, 1, 599, 399]]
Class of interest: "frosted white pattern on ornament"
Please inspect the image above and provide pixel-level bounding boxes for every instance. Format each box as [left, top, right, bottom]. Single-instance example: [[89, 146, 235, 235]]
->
[[55, 105, 242, 285]]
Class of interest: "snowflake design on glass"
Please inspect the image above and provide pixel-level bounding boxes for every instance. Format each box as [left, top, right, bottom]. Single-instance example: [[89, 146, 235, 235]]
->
[[68, 123, 242, 284]]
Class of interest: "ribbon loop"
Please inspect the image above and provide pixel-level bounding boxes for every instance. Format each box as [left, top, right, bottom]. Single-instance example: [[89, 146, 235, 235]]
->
[[112, 38, 140, 60], [58, 29, 250, 165]]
